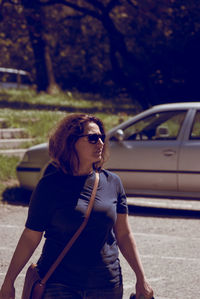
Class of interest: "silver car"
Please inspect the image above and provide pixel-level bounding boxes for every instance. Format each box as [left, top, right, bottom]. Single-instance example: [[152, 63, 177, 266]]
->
[[16, 103, 200, 199], [0, 67, 31, 89]]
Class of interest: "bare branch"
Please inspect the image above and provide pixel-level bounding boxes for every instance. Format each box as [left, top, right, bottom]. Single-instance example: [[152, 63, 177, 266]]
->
[[106, 0, 121, 12], [62, 14, 85, 22], [84, 0, 105, 11], [6, 0, 20, 4], [0, 0, 5, 7], [84, 0, 121, 14], [126, 0, 138, 9], [34, 0, 102, 20]]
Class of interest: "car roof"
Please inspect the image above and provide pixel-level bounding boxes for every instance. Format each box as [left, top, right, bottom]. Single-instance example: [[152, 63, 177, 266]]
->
[[0, 67, 28, 75], [151, 102, 200, 109], [108, 102, 200, 135]]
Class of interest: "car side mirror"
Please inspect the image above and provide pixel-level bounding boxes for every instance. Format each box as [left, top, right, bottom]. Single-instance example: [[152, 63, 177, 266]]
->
[[113, 129, 125, 141]]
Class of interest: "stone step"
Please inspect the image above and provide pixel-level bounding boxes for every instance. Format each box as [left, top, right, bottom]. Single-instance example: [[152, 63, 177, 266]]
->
[[0, 148, 27, 158], [0, 138, 33, 149], [0, 128, 28, 139]]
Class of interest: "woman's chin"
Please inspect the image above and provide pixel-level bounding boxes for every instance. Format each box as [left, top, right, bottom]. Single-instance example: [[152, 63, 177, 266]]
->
[[94, 155, 102, 163]]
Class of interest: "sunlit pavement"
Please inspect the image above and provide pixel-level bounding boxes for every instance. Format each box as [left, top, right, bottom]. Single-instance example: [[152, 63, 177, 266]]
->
[[1, 199, 200, 299], [122, 196, 200, 298]]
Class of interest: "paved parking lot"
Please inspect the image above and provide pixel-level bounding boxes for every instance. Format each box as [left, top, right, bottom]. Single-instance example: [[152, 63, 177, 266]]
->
[[0, 199, 200, 299]]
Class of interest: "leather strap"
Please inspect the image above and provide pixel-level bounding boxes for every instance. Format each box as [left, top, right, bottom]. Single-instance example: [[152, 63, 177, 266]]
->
[[40, 171, 99, 285]]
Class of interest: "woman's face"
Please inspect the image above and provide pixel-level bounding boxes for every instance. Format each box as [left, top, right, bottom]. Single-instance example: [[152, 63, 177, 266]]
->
[[75, 122, 104, 171]]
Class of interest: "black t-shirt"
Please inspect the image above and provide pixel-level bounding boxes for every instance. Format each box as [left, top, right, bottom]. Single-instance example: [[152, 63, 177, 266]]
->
[[25, 169, 128, 289]]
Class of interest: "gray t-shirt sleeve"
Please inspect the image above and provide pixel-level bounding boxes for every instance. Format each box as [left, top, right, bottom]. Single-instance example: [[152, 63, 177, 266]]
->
[[116, 174, 128, 214]]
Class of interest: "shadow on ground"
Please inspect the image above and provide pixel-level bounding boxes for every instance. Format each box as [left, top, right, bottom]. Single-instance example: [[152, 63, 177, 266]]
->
[[2, 186, 200, 219], [2, 186, 32, 206], [128, 204, 200, 219]]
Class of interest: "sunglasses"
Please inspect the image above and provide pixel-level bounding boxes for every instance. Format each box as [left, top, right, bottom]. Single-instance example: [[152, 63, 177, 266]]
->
[[79, 133, 106, 144]]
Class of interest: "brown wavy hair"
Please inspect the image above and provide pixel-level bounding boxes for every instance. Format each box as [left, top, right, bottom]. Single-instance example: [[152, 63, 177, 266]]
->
[[49, 113, 108, 174]]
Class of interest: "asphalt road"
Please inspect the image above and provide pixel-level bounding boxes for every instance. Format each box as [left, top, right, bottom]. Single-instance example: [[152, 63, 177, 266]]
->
[[0, 199, 200, 299]]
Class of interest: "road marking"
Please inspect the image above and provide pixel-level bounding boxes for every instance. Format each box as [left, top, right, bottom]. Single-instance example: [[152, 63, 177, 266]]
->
[[141, 254, 200, 262], [0, 273, 25, 277], [0, 247, 15, 250], [134, 232, 200, 241], [0, 224, 21, 228], [149, 277, 165, 282]]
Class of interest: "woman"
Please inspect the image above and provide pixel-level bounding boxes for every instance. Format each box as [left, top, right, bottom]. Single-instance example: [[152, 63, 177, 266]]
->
[[0, 114, 153, 299]]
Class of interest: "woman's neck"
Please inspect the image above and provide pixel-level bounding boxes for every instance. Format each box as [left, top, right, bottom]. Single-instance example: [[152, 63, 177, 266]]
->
[[74, 166, 93, 176]]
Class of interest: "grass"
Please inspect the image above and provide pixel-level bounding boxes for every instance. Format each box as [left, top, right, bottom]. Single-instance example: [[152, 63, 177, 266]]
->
[[0, 89, 137, 144], [0, 155, 20, 198], [0, 88, 137, 201], [0, 155, 20, 181], [0, 109, 131, 143], [0, 109, 67, 145], [0, 89, 137, 112]]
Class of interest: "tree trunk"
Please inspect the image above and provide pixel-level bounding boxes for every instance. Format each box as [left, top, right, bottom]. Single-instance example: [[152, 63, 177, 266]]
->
[[101, 12, 151, 109], [21, 1, 60, 93]]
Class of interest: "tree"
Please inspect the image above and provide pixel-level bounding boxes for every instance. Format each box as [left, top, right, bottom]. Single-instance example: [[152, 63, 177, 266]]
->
[[20, 0, 60, 93], [1, 0, 200, 107], [0, 1, 33, 71], [36, 0, 153, 108]]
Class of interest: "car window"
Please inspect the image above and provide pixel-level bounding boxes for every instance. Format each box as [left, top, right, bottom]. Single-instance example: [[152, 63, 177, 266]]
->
[[190, 110, 200, 139], [122, 111, 186, 141]]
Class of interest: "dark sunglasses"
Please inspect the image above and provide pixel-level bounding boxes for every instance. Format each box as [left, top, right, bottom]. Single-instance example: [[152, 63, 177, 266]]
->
[[79, 133, 106, 144]]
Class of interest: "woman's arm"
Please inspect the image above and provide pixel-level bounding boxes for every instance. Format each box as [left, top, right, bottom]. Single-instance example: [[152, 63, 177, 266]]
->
[[0, 227, 43, 299], [114, 213, 153, 299]]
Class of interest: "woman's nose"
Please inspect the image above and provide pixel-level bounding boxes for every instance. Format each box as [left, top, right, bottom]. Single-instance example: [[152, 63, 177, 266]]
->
[[97, 138, 104, 146]]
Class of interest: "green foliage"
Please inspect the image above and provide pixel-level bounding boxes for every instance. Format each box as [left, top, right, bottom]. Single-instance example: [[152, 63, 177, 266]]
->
[[0, 108, 66, 144], [0, 155, 20, 181], [0, 89, 135, 112], [0, 2, 33, 71], [1, 0, 200, 107], [0, 88, 133, 200], [0, 89, 134, 145], [0, 155, 31, 202]]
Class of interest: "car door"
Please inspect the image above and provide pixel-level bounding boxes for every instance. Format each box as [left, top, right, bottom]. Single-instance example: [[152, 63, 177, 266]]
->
[[106, 110, 187, 194], [178, 109, 200, 193]]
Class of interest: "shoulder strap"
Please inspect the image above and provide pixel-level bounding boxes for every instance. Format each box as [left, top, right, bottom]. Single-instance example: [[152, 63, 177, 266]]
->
[[40, 171, 99, 285]]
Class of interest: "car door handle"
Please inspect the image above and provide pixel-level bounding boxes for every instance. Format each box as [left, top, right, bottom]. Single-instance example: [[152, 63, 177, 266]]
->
[[163, 149, 176, 156]]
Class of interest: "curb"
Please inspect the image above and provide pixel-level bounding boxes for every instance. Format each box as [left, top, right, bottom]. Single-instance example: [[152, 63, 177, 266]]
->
[[127, 196, 200, 212]]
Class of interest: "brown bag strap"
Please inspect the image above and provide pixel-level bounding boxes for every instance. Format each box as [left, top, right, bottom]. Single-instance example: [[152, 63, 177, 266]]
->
[[40, 172, 99, 285]]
